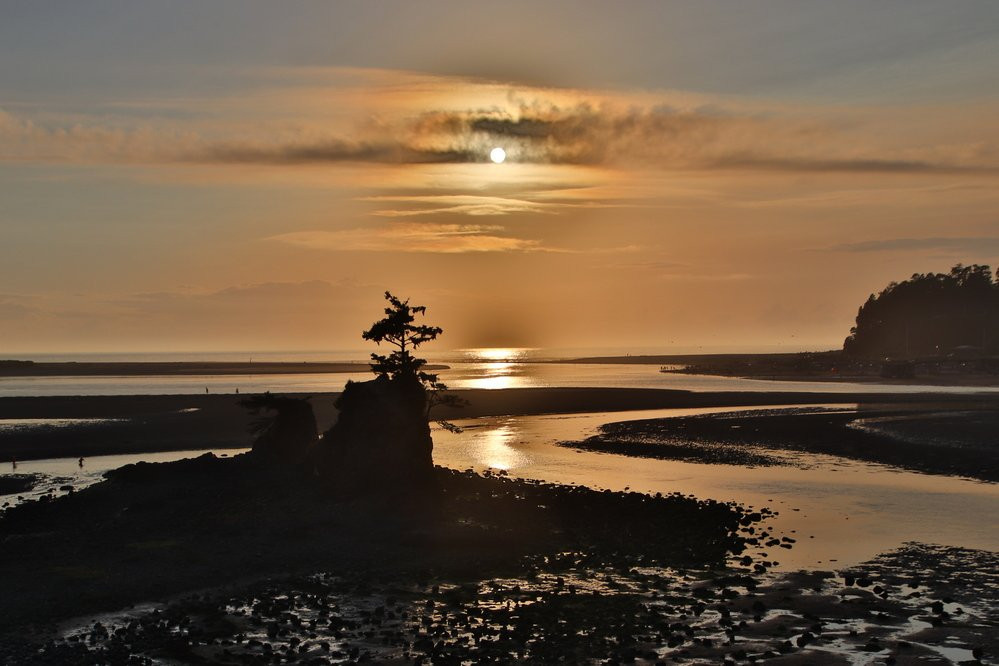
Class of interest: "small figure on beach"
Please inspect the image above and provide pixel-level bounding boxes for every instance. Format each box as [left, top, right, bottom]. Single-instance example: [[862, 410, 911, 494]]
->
[[11, 457, 16, 469], [235, 388, 239, 394], [205, 386, 209, 394], [78, 457, 84, 468]]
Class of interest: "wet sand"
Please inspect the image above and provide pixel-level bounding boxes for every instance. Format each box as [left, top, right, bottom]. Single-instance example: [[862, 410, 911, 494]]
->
[[1, 396, 996, 662], [7, 496, 995, 664], [561, 405, 999, 482], [0, 361, 396, 377], [4, 388, 997, 462]]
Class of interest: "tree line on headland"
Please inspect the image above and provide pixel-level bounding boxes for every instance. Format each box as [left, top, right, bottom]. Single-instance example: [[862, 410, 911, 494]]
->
[[843, 264, 999, 359]]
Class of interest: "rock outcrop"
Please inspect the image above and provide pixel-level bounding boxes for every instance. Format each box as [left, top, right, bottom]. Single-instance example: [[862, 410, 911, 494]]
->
[[240, 394, 319, 463], [315, 375, 433, 493]]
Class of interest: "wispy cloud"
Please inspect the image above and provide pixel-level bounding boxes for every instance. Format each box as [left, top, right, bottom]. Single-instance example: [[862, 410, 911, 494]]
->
[[825, 237, 999, 254], [200, 140, 476, 165], [265, 223, 543, 253], [362, 194, 551, 217]]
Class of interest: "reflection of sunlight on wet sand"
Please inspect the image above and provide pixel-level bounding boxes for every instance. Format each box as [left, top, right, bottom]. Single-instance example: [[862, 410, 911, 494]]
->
[[431, 405, 999, 570], [463, 420, 530, 471]]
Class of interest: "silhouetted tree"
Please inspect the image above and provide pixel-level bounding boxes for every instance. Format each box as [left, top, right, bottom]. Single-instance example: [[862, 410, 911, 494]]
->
[[362, 291, 465, 430], [363, 292, 443, 383], [844, 264, 999, 358]]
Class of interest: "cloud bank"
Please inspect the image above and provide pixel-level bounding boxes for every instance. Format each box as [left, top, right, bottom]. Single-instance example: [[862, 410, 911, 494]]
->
[[3, 68, 997, 176]]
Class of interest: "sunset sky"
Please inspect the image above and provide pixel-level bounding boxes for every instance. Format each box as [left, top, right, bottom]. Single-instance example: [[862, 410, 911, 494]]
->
[[2, 1, 998, 355]]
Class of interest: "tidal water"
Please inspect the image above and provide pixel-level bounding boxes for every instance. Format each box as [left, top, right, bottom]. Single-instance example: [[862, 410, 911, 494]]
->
[[2, 360, 997, 397], [3, 404, 996, 573], [430, 407, 999, 571]]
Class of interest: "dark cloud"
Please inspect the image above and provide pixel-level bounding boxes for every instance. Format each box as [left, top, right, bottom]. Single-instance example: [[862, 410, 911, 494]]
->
[[5, 95, 994, 174], [200, 140, 476, 165], [193, 103, 999, 174]]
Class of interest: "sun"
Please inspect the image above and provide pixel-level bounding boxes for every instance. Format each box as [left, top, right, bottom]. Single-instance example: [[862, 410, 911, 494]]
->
[[489, 147, 506, 164]]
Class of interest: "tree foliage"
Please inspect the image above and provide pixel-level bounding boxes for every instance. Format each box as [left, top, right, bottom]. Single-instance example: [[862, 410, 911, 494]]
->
[[843, 264, 999, 358], [362, 291, 465, 430], [362, 291, 443, 383]]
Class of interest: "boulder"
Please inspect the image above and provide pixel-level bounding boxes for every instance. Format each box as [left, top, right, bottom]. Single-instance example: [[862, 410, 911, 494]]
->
[[315, 375, 433, 493], [241, 394, 319, 462]]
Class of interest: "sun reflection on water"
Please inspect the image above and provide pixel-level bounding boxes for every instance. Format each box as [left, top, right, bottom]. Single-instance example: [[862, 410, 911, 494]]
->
[[459, 348, 536, 389], [462, 347, 533, 362]]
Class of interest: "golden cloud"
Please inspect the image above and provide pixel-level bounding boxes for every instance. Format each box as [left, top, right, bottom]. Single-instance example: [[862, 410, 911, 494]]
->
[[265, 223, 543, 253]]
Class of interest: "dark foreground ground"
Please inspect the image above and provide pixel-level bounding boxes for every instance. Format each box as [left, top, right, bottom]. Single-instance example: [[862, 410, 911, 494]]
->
[[1, 456, 995, 664], [0, 455, 760, 656], [20, 544, 999, 665], [4, 388, 999, 462], [561, 405, 999, 482]]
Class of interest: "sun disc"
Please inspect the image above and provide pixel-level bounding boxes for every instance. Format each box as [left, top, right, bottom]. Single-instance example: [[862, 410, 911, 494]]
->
[[489, 147, 506, 163]]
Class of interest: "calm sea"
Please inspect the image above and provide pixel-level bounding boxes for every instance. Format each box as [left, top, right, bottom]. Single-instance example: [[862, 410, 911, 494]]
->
[[1, 347, 997, 397]]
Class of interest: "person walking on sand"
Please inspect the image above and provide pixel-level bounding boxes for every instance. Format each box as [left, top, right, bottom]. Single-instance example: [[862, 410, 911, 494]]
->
[[78, 457, 84, 468], [205, 386, 209, 394], [11, 457, 15, 470]]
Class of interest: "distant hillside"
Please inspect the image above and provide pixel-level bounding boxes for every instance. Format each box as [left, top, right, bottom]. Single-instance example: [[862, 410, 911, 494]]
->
[[844, 264, 999, 358]]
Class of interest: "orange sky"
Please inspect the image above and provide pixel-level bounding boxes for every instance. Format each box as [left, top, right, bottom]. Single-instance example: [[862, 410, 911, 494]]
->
[[2, 2, 998, 355]]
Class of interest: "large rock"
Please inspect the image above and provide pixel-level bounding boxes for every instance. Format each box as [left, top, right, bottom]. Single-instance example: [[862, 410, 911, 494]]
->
[[315, 375, 433, 493], [241, 394, 319, 462]]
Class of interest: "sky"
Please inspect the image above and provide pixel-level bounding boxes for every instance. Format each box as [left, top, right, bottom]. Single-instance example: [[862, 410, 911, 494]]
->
[[1, 0, 998, 355]]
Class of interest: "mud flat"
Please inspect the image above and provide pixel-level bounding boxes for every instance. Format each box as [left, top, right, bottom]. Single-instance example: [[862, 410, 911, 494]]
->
[[561, 405, 999, 482], [4, 389, 997, 462], [5, 501, 995, 664], [0, 361, 414, 377], [1, 452, 995, 664]]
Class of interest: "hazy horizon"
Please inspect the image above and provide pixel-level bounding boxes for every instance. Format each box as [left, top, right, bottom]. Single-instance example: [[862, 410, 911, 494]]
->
[[3, 1, 998, 354], [5, 343, 845, 364]]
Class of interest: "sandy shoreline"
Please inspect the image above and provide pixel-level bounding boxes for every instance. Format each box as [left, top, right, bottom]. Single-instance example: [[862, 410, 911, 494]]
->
[[555, 353, 999, 387], [0, 361, 450, 377], [3, 388, 998, 462]]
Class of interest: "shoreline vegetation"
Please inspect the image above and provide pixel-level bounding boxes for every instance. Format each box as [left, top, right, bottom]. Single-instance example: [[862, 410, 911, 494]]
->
[[4, 388, 999, 463]]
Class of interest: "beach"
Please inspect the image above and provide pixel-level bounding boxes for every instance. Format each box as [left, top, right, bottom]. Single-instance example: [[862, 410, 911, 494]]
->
[[1, 374, 997, 663], [4, 387, 998, 462]]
